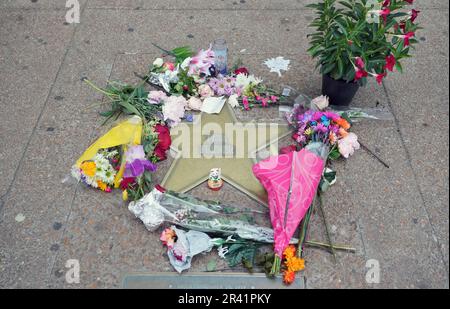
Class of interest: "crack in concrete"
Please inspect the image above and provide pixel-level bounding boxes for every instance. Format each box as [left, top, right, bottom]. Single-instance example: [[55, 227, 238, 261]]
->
[[382, 82, 450, 279]]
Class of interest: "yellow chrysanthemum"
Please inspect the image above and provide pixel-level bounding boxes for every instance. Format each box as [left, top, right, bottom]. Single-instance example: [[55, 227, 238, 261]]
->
[[80, 161, 96, 177], [285, 256, 305, 272], [122, 190, 128, 201], [97, 180, 108, 192]]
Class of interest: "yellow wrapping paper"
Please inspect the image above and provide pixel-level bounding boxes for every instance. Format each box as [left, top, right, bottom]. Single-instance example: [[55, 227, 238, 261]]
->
[[75, 116, 143, 188]]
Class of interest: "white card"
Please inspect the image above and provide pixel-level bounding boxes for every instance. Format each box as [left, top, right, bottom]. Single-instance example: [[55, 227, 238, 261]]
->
[[201, 96, 226, 114]]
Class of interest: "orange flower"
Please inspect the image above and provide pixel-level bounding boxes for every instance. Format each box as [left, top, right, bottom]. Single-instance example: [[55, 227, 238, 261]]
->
[[97, 180, 108, 191], [283, 270, 296, 285], [336, 118, 351, 130], [283, 245, 296, 259], [285, 256, 305, 272], [329, 132, 337, 145], [80, 161, 96, 177], [339, 128, 349, 138]]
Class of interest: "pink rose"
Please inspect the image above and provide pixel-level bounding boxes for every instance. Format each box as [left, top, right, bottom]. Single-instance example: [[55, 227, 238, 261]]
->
[[163, 62, 175, 71], [198, 84, 214, 98]]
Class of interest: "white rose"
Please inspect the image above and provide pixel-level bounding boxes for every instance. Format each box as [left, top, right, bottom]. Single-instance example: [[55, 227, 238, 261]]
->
[[153, 58, 164, 68], [181, 57, 192, 71], [311, 95, 329, 110]]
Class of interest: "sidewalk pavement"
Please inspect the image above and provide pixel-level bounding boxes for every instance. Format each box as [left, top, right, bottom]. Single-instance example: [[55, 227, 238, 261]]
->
[[0, 0, 448, 288]]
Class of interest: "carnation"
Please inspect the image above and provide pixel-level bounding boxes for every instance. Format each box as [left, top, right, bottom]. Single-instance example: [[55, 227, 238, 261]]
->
[[338, 132, 360, 158], [162, 95, 187, 126], [186, 97, 203, 111], [147, 90, 168, 104]]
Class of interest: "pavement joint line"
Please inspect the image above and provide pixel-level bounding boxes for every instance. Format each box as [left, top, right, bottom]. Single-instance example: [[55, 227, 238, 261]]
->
[[381, 81, 450, 278], [43, 0, 94, 287], [47, 51, 118, 288], [1, 7, 447, 12], [0, 39, 78, 215]]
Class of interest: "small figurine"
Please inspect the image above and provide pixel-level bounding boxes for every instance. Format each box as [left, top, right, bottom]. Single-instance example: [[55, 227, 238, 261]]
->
[[208, 168, 224, 191]]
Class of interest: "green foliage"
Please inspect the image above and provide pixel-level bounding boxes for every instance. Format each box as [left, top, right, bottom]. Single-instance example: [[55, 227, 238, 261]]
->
[[328, 146, 341, 160], [152, 43, 194, 64], [172, 69, 197, 96], [224, 242, 259, 271], [307, 0, 420, 84], [85, 79, 162, 124], [126, 170, 154, 201]]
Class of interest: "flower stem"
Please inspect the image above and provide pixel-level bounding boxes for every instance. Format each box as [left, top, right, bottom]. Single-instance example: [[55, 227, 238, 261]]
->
[[269, 255, 282, 277], [317, 192, 337, 263], [305, 240, 356, 253], [83, 79, 116, 97]]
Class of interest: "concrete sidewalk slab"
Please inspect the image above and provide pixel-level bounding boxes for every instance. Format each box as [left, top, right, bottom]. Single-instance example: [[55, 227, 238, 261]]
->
[[0, 10, 73, 199]]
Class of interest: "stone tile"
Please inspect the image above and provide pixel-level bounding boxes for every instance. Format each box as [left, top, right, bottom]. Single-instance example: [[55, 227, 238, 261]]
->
[[87, 0, 315, 10], [0, 0, 86, 9], [383, 8, 449, 274], [72, 8, 312, 55], [0, 46, 115, 288], [343, 121, 448, 288], [0, 11, 73, 198]]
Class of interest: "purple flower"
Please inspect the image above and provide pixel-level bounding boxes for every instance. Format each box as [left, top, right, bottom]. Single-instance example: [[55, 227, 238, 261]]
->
[[124, 159, 157, 178], [123, 145, 157, 178], [314, 123, 329, 134], [324, 111, 340, 122]]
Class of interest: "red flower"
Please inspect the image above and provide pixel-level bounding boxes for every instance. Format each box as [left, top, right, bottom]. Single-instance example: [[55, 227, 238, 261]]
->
[[402, 32, 415, 46], [154, 124, 171, 151], [382, 0, 391, 7], [374, 72, 387, 85], [120, 177, 136, 190], [384, 54, 396, 72], [154, 146, 168, 161], [411, 9, 420, 23], [155, 184, 166, 193], [354, 68, 368, 81], [280, 145, 297, 154], [234, 67, 249, 76], [380, 8, 390, 23], [355, 57, 365, 69]]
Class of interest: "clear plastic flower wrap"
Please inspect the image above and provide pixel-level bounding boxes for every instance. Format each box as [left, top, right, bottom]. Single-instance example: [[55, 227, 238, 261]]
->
[[128, 188, 298, 244]]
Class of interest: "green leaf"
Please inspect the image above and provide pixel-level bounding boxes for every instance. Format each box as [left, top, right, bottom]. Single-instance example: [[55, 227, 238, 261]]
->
[[395, 62, 403, 73], [328, 147, 341, 161]]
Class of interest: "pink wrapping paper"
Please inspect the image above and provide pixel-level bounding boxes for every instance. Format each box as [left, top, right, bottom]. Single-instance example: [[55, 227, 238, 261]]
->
[[252, 149, 324, 257]]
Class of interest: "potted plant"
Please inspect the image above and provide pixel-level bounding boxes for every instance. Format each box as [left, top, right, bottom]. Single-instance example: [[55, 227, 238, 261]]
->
[[307, 0, 421, 106]]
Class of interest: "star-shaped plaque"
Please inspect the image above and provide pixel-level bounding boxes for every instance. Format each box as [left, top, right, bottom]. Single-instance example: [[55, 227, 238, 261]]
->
[[161, 103, 290, 205]]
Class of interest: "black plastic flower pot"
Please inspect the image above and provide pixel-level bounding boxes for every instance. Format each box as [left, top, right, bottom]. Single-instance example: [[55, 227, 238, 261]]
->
[[322, 74, 359, 106]]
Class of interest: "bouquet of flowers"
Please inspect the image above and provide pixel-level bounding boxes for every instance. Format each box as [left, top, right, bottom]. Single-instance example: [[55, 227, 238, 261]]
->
[[127, 186, 304, 245], [71, 148, 120, 192]]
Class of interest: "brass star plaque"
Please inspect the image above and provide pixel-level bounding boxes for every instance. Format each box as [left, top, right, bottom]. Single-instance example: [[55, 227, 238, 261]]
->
[[161, 103, 290, 205]]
